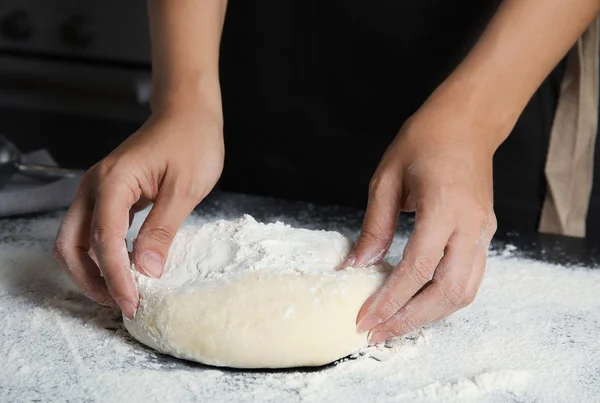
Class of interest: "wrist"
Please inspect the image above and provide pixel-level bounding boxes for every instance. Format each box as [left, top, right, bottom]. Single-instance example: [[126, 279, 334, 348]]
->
[[425, 68, 524, 153], [150, 73, 223, 125]]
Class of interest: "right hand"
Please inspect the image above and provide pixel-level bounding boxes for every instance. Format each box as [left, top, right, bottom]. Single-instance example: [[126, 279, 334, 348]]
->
[[53, 109, 224, 319]]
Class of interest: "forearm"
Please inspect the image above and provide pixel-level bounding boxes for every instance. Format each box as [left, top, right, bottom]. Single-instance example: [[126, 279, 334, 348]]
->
[[435, 0, 600, 149], [147, 0, 228, 117]]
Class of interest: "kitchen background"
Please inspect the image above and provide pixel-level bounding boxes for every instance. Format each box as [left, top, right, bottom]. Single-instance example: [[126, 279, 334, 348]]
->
[[1, 0, 598, 239], [0, 0, 150, 168]]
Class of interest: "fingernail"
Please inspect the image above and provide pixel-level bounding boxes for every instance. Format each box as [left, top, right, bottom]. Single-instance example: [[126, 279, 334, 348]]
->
[[116, 298, 137, 320], [357, 316, 382, 333], [339, 254, 356, 269], [141, 251, 163, 278], [368, 331, 395, 344], [84, 292, 118, 308]]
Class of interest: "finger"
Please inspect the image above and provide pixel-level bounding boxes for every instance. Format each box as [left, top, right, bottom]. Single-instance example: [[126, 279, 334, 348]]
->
[[438, 231, 489, 314], [129, 200, 148, 227], [433, 247, 487, 320], [368, 228, 484, 343], [356, 210, 453, 332], [132, 177, 202, 280], [53, 190, 114, 306], [428, 217, 494, 323], [467, 248, 487, 293], [340, 173, 402, 268], [90, 182, 138, 319]]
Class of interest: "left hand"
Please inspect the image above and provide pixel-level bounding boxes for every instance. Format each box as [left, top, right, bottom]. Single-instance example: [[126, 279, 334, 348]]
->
[[341, 88, 501, 344]]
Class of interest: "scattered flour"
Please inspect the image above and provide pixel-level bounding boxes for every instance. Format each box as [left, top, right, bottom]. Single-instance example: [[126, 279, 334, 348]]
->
[[1, 208, 599, 402]]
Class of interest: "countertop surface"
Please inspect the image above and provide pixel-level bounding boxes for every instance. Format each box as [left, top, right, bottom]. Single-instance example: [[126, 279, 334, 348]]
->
[[1, 192, 599, 402]]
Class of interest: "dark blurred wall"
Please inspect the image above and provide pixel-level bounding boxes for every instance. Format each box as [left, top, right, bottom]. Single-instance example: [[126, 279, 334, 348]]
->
[[0, 1, 598, 239]]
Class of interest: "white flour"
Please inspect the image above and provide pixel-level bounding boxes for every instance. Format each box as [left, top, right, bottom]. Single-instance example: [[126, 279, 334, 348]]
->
[[1, 210, 600, 402], [135, 214, 383, 291]]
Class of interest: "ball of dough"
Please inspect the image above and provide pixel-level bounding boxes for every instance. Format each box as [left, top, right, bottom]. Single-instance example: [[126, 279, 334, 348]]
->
[[123, 215, 390, 369]]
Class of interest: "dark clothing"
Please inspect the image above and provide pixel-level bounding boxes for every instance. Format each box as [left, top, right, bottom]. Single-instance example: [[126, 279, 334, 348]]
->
[[218, 1, 575, 233]]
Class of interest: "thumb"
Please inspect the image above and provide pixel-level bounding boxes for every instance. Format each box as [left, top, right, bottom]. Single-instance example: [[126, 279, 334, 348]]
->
[[341, 174, 401, 268], [133, 181, 201, 278]]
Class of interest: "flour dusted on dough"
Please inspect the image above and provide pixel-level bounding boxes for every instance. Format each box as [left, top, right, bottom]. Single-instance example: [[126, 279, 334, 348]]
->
[[123, 215, 391, 369]]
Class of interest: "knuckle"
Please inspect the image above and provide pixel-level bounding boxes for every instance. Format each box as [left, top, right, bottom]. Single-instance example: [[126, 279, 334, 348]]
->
[[439, 280, 471, 309], [407, 255, 436, 285], [89, 229, 103, 248], [462, 288, 478, 306], [381, 296, 404, 317], [81, 165, 100, 184], [471, 206, 496, 228], [94, 166, 139, 205], [174, 180, 194, 199], [368, 172, 396, 199], [90, 226, 116, 249], [468, 206, 497, 241], [399, 317, 421, 335], [360, 227, 391, 248], [94, 158, 117, 180], [387, 313, 420, 336], [415, 195, 435, 213], [169, 178, 204, 201], [487, 212, 498, 234], [139, 226, 174, 247], [471, 207, 490, 227]]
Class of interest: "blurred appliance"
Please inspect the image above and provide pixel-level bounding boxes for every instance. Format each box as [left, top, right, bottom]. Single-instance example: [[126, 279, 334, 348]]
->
[[0, 0, 152, 167]]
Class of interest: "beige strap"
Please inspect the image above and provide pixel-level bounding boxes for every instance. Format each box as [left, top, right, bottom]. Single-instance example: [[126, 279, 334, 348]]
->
[[539, 17, 600, 238]]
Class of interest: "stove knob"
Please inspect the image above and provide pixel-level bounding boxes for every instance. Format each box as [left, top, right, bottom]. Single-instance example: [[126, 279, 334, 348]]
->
[[1, 10, 33, 41], [60, 15, 94, 49]]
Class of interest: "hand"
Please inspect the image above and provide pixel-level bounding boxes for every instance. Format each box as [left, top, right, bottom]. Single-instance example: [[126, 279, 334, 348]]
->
[[53, 108, 224, 319], [342, 90, 500, 344]]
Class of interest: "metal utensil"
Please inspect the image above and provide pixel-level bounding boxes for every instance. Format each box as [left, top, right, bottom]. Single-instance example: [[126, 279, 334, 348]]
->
[[0, 135, 83, 189]]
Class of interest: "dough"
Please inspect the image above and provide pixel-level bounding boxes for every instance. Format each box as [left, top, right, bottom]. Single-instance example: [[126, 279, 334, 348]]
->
[[123, 215, 391, 369]]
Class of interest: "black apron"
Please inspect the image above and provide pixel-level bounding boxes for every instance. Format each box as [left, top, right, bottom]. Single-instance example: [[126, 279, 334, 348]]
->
[[218, 1, 572, 233]]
